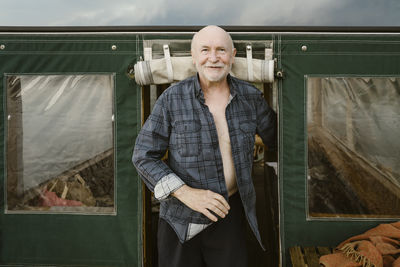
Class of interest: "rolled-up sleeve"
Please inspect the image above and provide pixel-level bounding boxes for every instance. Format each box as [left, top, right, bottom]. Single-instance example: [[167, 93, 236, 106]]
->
[[132, 93, 185, 196], [154, 173, 185, 200]]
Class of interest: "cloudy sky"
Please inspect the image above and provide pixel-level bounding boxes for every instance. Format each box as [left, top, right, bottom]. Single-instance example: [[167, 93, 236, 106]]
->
[[0, 0, 399, 27]]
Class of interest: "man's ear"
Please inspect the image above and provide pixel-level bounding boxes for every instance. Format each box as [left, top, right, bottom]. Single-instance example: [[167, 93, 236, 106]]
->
[[232, 48, 237, 63]]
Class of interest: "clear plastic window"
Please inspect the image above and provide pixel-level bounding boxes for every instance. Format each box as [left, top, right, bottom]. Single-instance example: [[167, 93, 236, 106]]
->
[[307, 77, 400, 219], [6, 74, 115, 214]]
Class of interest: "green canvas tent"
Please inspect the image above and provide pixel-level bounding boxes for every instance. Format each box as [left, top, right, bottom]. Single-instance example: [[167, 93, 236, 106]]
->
[[0, 26, 399, 266]]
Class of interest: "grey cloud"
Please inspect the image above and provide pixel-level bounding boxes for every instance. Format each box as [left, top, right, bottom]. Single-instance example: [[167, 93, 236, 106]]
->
[[323, 0, 400, 26], [52, 0, 169, 26]]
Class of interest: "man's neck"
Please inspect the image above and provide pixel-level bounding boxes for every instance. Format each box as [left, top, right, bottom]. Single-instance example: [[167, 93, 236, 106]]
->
[[200, 79, 230, 112], [200, 78, 230, 100]]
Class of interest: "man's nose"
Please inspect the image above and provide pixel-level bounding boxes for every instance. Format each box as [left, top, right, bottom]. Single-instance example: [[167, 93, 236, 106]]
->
[[208, 50, 218, 62]]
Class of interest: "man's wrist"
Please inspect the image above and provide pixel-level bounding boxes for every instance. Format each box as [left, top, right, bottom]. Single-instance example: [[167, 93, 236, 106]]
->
[[171, 184, 188, 198]]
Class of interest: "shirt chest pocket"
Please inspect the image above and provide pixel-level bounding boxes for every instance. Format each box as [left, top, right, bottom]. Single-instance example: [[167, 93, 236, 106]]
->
[[174, 120, 202, 157], [239, 121, 257, 154]]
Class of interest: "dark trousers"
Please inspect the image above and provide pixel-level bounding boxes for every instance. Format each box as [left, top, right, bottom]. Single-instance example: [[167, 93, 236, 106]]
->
[[157, 193, 248, 267]]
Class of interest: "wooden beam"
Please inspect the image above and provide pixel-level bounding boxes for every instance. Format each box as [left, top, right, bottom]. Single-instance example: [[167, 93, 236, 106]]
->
[[304, 247, 320, 267], [289, 246, 306, 267]]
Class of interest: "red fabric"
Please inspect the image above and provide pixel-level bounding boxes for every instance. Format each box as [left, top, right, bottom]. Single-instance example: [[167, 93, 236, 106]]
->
[[40, 190, 83, 207], [320, 222, 400, 267]]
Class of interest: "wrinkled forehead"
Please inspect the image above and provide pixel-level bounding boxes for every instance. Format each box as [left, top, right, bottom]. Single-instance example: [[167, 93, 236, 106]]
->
[[192, 27, 234, 51]]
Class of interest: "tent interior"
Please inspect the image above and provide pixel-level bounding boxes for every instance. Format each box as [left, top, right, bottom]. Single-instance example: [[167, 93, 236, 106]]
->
[[307, 77, 400, 219]]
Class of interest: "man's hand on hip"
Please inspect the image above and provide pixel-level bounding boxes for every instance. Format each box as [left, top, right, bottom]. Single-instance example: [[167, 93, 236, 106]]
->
[[171, 185, 230, 222]]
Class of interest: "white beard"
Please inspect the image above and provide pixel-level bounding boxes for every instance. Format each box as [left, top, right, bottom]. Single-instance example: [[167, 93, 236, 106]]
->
[[196, 62, 232, 83]]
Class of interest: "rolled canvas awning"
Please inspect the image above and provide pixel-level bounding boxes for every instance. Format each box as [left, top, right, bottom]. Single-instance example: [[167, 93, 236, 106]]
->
[[134, 44, 275, 85]]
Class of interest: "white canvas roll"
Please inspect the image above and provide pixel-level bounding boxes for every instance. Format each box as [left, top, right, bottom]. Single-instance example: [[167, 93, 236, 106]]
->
[[134, 56, 274, 85]]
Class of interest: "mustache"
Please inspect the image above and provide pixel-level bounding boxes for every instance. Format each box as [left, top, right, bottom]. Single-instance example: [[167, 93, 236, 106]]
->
[[204, 64, 225, 68]]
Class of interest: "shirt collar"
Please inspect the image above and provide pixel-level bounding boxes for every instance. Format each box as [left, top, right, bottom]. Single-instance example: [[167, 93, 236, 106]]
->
[[194, 74, 238, 103]]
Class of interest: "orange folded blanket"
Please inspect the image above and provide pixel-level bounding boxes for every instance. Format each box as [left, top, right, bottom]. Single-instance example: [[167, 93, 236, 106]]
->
[[320, 222, 400, 267]]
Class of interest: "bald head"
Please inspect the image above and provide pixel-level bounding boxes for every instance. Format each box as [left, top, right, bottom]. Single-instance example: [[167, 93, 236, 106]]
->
[[190, 25, 236, 85], [191, 25, 235, 53]]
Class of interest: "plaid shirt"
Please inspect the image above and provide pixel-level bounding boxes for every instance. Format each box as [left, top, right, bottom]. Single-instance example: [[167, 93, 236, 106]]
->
[[132, 74, 276, 248]]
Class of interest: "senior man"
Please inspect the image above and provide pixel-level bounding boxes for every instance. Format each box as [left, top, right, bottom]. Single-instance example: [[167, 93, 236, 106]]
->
[[133, 25, 277, 267]]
